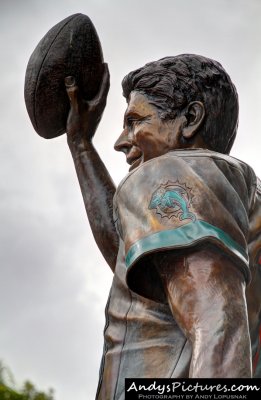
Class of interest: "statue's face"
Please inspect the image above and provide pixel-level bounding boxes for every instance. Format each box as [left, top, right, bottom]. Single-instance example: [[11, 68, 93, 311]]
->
[[114, 91, 184, 171]]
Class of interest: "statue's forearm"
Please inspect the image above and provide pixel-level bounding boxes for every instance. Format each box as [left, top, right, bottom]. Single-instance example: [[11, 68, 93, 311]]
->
[[69, 139, 118, 272]]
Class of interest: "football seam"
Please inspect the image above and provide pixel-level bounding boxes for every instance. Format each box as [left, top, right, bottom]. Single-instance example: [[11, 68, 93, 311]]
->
[[33, 13, 82, 131]]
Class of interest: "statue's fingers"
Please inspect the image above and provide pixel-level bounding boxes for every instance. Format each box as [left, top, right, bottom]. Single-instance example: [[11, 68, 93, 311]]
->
[[93, 63, 110, 106], [65, 76, 80, 113]]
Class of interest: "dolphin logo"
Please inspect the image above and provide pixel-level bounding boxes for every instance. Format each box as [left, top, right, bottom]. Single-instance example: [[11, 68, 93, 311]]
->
[[149, 181, 196, 221]]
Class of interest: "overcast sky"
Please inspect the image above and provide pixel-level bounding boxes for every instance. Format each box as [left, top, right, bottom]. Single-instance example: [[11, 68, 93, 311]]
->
[[1, 0, 261, 399]]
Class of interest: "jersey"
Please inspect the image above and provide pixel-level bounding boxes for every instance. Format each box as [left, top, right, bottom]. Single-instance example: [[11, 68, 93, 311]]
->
[[95, 149, 261, 399]]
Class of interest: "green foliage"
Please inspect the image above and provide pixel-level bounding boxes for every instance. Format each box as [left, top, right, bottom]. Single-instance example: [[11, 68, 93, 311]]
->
[[21, 380, 54, 400], [0, 384, 25, 399], [0, 361, 54, 400]]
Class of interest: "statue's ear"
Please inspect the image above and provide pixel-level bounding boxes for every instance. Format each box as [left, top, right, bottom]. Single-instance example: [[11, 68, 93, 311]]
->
[[182, 101, 205, 139]]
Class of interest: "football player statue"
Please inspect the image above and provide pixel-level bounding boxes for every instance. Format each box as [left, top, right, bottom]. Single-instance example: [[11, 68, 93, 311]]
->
[[64, 55, 261, 398]]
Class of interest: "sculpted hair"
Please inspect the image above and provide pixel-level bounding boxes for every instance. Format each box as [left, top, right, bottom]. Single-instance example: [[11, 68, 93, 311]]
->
[[122, 54, 239, 154]]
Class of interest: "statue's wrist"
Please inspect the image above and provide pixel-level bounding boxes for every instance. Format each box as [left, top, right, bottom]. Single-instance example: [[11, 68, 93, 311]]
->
[[67, 135, 94, 154]]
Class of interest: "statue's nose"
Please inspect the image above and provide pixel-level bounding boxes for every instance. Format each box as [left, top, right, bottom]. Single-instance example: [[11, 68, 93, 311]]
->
[[114, 130, 132, 154]]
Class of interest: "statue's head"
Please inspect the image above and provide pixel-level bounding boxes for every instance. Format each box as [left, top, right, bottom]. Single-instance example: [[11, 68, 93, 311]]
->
[[115, 54, 239, 170]]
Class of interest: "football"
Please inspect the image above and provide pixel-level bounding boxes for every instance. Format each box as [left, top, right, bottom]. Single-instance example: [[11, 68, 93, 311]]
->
[[24, 13, 104, 139]]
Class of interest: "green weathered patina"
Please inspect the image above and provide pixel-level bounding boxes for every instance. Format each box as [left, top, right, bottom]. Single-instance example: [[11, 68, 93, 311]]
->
[[125, 220, 247, 268]]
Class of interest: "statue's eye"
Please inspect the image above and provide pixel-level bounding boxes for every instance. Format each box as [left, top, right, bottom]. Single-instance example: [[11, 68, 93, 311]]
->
[[126, 116, 146, 129], [127, 118, 139, 128], [126, 118, 133, 129]]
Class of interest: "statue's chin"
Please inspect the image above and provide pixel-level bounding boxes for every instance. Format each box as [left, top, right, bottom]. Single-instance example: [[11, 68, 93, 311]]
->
[[129, 156, 142, 171]]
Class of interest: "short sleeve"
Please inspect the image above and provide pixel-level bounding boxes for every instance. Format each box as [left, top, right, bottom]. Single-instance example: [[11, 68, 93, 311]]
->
[[247, 178, 261, 377], [248, 178, 261, 269], [114, 151, 254, 300]]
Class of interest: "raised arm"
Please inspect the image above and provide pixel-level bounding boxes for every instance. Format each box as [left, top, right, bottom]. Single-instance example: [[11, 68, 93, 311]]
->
[[65, 65, 118, 271]]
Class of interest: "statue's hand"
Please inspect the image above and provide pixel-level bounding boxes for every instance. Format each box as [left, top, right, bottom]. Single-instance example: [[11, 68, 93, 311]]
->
[[65, 63, 110, 147]]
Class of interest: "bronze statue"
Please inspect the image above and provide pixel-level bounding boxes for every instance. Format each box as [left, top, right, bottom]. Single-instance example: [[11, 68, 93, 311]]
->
[[64, 54, 261, 398]]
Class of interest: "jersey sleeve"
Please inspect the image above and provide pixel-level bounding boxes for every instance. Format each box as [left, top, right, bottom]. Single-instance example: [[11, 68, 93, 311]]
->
[[114, 152, 255, 301], [248, 178, 261, 267], [247, 178, 261, 377]]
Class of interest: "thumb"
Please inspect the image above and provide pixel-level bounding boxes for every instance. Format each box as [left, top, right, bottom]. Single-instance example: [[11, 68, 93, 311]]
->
[[65, 76, 80, 113]]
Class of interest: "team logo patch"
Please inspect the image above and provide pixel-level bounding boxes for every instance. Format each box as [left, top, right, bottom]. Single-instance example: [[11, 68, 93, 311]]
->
[[149, 181, 196, 221]]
